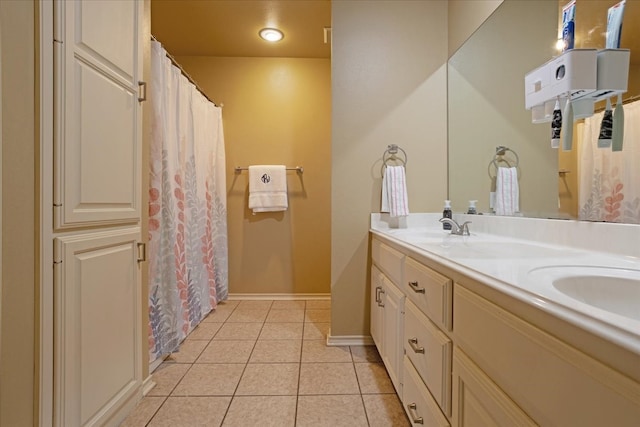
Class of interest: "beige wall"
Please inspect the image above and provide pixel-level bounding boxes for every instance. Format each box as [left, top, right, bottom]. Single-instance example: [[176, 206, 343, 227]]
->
[[0, 0, 36, 425], [448, 0, 503, 57], [331, 0, 448, 336], [176, 56, 332, 295]]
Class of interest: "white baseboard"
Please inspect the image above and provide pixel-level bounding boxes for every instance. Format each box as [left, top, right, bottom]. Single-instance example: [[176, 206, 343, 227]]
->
[[228, 293, 331, 301], [148, 354, 166, 373], [142, 376, 156, 396], [326, 329, 375, 346]]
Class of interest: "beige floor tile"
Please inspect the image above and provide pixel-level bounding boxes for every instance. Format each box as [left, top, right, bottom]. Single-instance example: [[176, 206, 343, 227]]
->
[[166, 340, 208, 364], [305, 309, 331, 323], [303, 322, 330, 340], [362, 394, 411, 427], [226, 308, 269, 323], [259, 322, 304, 340], [147, 396, 231, 427], [202, 305, 236, 322], [355, 362, 396, 394], [301, 340, 352, 363], [120, 396, 165, 427], [305, 299, 331, 310], [222, 396, 297, 427], [350, 345, 382, 363], [213, 322, 263, 340], [298, 363, 360, 395], [296, 395, 368, 427], [249, 340, 301, 363], [235, 363, 300, 396], [186, 322, 223, 341], [271, 300, 306, 310], [237, 300, 273, 310], [197, 340, 255, 364], [148, 363, 191, 396], [172, 364, 245, 396], [265, 309, 305, 323]]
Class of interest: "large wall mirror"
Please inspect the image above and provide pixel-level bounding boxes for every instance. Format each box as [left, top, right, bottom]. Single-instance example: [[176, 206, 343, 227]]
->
[[448, 0, 639, 223]]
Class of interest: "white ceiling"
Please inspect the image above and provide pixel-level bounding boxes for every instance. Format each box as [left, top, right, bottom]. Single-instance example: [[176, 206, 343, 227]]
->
[[151, 0, 331, 58]]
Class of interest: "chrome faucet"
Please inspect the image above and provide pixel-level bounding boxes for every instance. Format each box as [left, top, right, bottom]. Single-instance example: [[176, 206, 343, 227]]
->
[[439, 218, 471, 236]]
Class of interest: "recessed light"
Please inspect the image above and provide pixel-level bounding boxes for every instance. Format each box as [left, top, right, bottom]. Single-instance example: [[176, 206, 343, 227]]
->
[[259, 28, 284, 42]]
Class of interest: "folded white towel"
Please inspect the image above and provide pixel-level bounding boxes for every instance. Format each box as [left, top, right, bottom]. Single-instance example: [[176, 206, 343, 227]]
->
[[248, 165, 288, 213], [495, 167, 519, 216], [381, 165, 409, 217]]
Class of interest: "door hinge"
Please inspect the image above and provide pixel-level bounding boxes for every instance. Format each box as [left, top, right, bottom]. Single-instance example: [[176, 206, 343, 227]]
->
[[137, 81, 147, 102], [137, 242, 147, 263]]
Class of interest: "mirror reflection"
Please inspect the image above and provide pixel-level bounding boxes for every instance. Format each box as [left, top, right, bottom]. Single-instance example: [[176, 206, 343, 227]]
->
[[448, 0, 640, 224]]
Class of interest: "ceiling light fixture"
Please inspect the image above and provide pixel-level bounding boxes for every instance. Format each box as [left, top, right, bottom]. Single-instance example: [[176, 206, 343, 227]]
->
[[259, 28, 284, 42]]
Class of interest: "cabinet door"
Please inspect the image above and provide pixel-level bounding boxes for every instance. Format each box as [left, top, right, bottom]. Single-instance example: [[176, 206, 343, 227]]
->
[[52, 1, 143, 425], [370, 266, 384, 349], [54, 0, 142, 228], [54, 229, 142, 427], [382, 278, 404, 394], [452, 348, 537, 427]]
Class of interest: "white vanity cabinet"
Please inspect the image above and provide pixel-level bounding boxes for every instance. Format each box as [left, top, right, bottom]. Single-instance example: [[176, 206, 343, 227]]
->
[[454, 284, 640, 426], [370, 240, 405, 394], [370, 233, 640, 427]]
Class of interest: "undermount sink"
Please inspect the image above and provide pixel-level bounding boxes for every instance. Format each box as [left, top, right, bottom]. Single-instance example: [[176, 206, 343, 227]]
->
[[528, 266, 640, 321]]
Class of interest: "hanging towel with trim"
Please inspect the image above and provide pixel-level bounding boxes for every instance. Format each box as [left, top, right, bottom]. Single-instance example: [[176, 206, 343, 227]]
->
[[381, 165, 409, 217], [494, 167, 519, 216], [248, 165, 288, 213]]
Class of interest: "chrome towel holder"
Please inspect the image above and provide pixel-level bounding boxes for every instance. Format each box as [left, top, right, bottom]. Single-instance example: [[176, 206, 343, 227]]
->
[[234, 166, 304, 174], [382, 144, 407, 176], [488, 145, 519, 179]]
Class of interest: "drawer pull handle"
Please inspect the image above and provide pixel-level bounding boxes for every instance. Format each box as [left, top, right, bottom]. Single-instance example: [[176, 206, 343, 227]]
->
[[408, 337, 425, 354], [406, 403, 424, 424], [375, 286, 382, 303], [409, 281, 425, 294], [377, 288, 385, 307]]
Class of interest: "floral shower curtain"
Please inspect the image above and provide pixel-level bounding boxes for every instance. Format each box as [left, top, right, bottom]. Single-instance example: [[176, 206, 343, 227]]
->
[[579, 100, 640, 224], [148, 41, 228, 362]]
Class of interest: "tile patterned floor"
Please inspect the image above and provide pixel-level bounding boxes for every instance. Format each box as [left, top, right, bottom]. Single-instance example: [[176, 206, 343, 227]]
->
[[121, 299, 410, 426]]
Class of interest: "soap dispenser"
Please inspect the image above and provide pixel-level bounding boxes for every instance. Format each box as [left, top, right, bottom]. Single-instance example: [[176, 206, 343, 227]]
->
[[442, 200, 452, 230], [467, 200, 478, 214]]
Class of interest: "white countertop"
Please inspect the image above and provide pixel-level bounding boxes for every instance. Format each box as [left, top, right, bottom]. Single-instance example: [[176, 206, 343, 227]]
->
[[370, 213, 640, 354]]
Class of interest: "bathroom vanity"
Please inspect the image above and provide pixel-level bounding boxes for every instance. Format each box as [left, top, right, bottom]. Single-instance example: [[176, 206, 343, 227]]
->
[[369, 213, 640, 426]]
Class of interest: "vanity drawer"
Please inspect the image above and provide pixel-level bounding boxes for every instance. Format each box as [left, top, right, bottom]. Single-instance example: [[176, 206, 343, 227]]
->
[[404, 257, 453, 331], [403, 356, 450, 427], [404, 299, 452, 416], [371, 239, 405, 285]]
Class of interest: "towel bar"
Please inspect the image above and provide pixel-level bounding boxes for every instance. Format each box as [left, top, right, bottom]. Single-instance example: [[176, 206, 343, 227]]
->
[[234, 166, 304, 174]]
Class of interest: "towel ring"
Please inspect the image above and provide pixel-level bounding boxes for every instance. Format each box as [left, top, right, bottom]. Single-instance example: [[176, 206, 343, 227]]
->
[[488, 145, 519, 179], [382, 144, 407, 175]]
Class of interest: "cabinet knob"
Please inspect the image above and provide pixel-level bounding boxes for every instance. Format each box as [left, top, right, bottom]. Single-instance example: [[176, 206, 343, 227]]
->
[[408, 281, 426, 294], [408, 337, 425, 354], [406, 403, 424, 424]]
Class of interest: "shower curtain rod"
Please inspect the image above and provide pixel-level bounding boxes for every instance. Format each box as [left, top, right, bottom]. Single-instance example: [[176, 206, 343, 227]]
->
[[151, 34, 221, 107], [594, 93, 640, 112]]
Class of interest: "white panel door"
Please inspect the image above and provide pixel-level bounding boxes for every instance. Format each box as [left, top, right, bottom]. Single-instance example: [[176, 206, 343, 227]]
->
[[54, 229, 141, 427], [52, 0, 143, 425], [54, 0, 142, 228]]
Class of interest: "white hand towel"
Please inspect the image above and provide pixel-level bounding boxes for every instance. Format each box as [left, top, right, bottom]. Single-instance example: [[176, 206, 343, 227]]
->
[[495, 167, 519, 216], [381, 165, 409, 217], [248, 165, 288, 213]]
